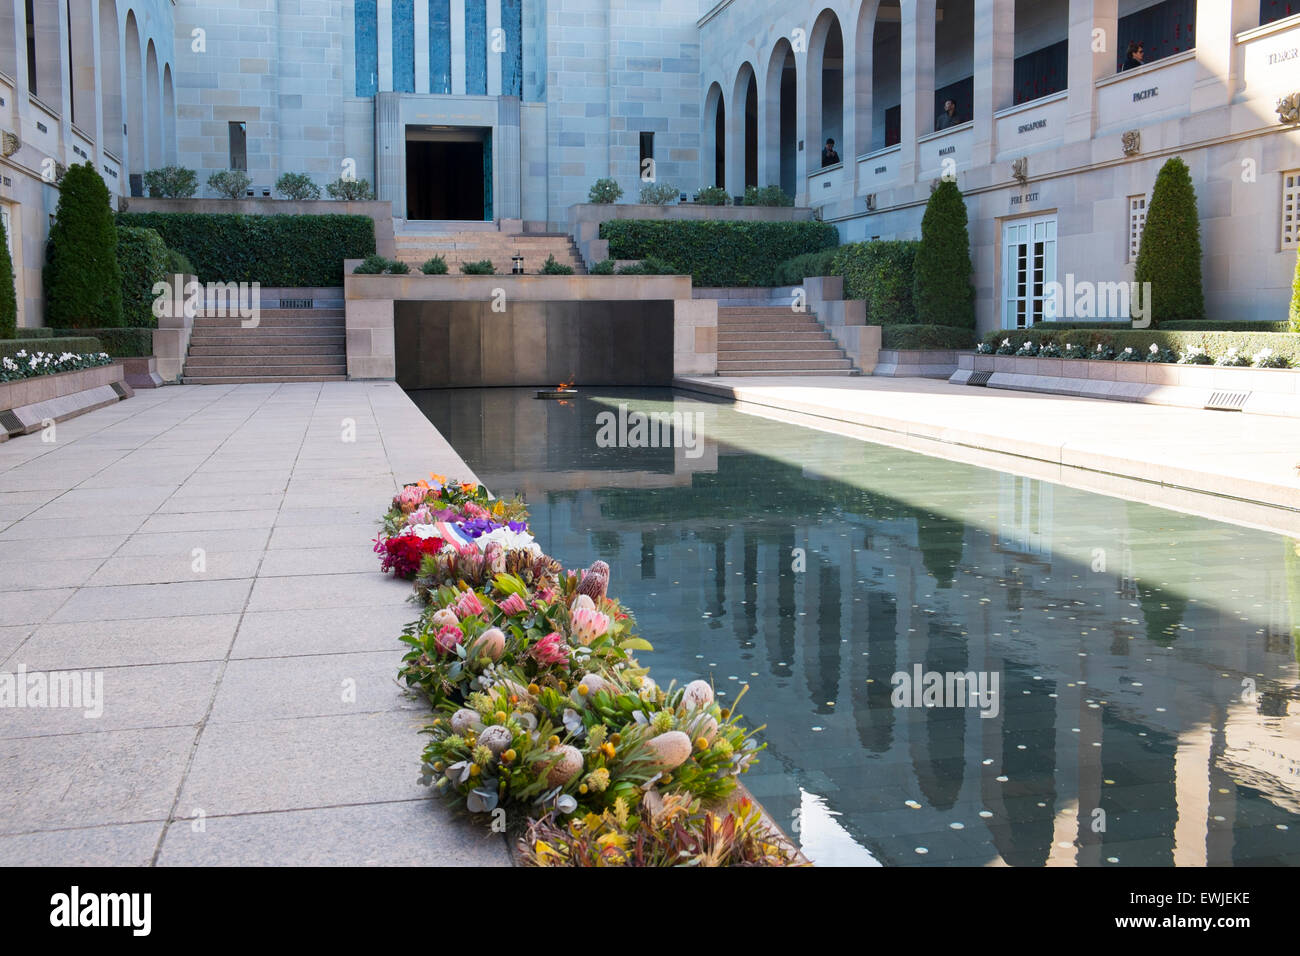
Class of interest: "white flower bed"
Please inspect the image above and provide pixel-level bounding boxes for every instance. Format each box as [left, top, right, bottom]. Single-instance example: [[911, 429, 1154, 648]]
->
[[0, 350, 114, 383]]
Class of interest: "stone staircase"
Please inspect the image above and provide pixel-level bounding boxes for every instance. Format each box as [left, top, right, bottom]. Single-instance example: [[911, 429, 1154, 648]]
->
[[717, 306, 858, 376], [182, 288, 347, 384], [394, 230, 587, 274]]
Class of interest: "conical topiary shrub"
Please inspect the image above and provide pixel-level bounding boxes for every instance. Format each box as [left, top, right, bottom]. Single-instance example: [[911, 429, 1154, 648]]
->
[[0, 211, 16, 338], [1289, 248, 1300, 333], [1135, 157, 1205, 323], [43, 162, 124, 328], [912, 179, 974, 329]]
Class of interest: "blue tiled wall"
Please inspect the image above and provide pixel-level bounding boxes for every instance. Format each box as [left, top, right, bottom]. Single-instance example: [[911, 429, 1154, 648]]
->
[[355, 0, 378, 97], [393, 0, 415, 93], [466, 0, 487, 95], [502, 0, 522, 97], [430, 0, 451, 94]]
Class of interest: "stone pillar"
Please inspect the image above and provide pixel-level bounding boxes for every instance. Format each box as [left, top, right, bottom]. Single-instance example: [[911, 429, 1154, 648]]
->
[[1064, 0, 1117, 144], [972, 0, 1015, 167], [673, 299, 718, 377], [374, 92, 404, 217], [345, 284, 397, 380], [497, 96, 522, 219], [852, 8, 873, 161], [899, 0, 937, 186], [451, 0, 467, 95], [841, 30, 859, 198], [1190, 0, 1256, 113], [415, 0, 430, 93], [794, 51, 809, 202], [90, 0, 106, 174], [378, 0, 393, 92]]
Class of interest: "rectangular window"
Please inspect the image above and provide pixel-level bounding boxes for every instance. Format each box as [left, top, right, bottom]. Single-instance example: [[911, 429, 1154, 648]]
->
[[639, 132, 655, 180], [465, 0, 487, 95], [25, 0, 37, 95], [1128, 194, 1148, 262], [430, 0, 451, 94], [501, 0, 523, 98], [1003, 215, 1057, 329], [1116, 0, 1196, 73], [393, 0, 415, 93], [1013, 39, 1068, 105], [1259, 1, 1296, 28], [1284, 171, 1299, 250], [228, 122, 247, 171], [355, 0, 379, 97]]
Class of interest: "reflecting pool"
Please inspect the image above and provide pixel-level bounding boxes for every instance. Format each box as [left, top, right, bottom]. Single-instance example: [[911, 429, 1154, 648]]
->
[[409, 387, 1300, 866]]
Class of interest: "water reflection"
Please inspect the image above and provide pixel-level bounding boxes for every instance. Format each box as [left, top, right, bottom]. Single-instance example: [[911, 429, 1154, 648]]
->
[[408, 387, 1300, 866]]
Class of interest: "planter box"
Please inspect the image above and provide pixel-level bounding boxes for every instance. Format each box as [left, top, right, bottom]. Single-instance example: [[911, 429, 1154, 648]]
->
[[0, 362, 133, 439], [949, 353, 1300, 417], [874, 348, 960, 378], [122, 356, 163, 389]]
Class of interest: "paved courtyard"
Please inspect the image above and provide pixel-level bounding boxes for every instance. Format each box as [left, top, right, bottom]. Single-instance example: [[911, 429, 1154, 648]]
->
[[0, 383, 509, 866]]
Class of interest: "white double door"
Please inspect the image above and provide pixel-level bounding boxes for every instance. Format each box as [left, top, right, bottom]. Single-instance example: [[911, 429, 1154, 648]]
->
[[1001, 215, 1057, 329]]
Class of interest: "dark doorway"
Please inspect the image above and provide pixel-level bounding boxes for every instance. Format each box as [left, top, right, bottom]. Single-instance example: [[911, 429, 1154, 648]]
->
[[406, 131, 488, 221]]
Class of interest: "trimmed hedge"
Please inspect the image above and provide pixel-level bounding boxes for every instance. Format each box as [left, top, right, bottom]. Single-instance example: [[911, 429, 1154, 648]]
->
[[10, 327, 55, 339], [0, 207, 15, 339], [600, 220, 839, 287], [115, 212, 377, 287], [832, 240, 920, 324], [117, 226, 169, 329], [45, 163, 124, 328], [1033, 319, 1291, 333], [1, 336, 102, 360], [913, 181, 974, 329], [1135, 157, 1205, 321], [771, 249, 840, 287], [882, 324, 976, 350], [52, 326, 152, 357], [981, 327, 1300, 366]]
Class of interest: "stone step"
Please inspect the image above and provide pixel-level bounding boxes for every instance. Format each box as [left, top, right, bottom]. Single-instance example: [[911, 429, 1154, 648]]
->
[[717, 357, 854, 371], [715, 369, 858, 377], [717, 349, 848, 362], [184, 375, 349, 384], [718, 342, 842, 353], [187, 333, 346, 347], [185, 363, 347, 377], [185, 354, 346, 369], [717, 324, 829, 334], [191, 316, 345, 329], [718, 332, 838, 342], [188, 344, 345, 356]]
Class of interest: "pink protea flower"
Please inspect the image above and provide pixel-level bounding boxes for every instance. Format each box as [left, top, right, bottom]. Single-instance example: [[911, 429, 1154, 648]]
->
[[454, 590, 486, 618], [395, 485, 427, 514], [462, 501, 490, 520], [498, 593, 528, 617], [434, 625, 464, 656], [571, 607, 611, 646], [530, 632, 569, 666], [535, 586, 558, 604], [577, 561, 610, 603]]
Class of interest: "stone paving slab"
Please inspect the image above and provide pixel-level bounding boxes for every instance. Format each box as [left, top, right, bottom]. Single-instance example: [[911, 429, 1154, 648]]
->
[[0, 383, 509, 866]]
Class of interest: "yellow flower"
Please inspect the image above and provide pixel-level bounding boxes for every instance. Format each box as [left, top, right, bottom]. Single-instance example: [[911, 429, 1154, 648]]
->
[[501, 749, 517, 763], [600, 742, 616, 760], [494, 711, 507, 724], [527, 683, 540, 696], [694, 737, 709, 752], [532, 840, 562, 866]]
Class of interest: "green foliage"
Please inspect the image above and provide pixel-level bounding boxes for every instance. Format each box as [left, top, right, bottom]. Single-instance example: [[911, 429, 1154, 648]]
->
[[600, 220, 839, 287], [44, 162, 124, 329], [207, 169, 253, 200], [587, 178, 624, 204], [116, 212, 376, 286], [326, 177, 375, 201], [164, 247, 195, 278], [421, 256, 449, 275], [275, 172, 321, 200], [12, 327, 54, 339], [589, 258, 616, 275], [460, 259, 496, 275], [981, 326, 1300, 366], [615, 256, 676, 275], [540, 254, 575, 275], [743, 184, 794, 207], [1, 335, 101, 359], [832, 240, 920, 324], [115, 226, 169, 329], [0, 208, 15, 338], [1290, 250, 1300, 333], [638, 182, 679, 205], [142, 166, 198, 199], [51, 326, 152, 357], [1135, 157, 1205, 322], [694, 186, 729, 206], [913, 180, 974, 329], [881, 324, 976, 350], [771, 249, 841, 287], [353, 255, 407, 275]]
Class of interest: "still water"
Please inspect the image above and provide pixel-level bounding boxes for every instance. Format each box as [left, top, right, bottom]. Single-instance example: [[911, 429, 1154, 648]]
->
[[409, 387, 1300, 867]]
